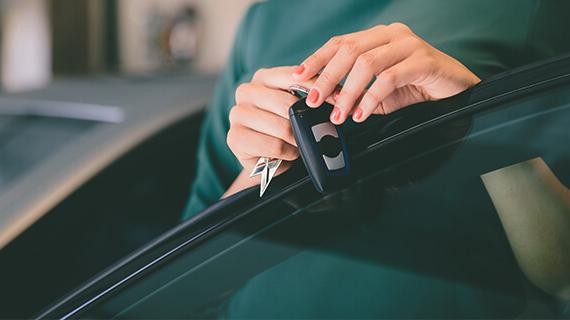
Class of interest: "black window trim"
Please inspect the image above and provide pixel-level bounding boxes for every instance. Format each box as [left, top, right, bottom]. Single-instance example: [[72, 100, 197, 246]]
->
[[37, 53, 570, 319]]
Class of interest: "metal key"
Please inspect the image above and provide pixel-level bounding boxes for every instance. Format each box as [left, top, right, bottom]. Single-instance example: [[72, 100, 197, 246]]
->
[[250, 157, 282, 197], [249, 85, 308, 197]]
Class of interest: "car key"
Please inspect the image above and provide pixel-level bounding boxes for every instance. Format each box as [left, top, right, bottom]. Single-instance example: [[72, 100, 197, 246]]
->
[[249, 86, 320, 198], [288, 85, 351, 193], [250, 157, 282, 197]]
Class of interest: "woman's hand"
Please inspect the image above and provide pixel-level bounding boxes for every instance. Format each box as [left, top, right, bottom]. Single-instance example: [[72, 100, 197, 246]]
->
[[293, 22, 481, 124], [227, 66, 333, 177]]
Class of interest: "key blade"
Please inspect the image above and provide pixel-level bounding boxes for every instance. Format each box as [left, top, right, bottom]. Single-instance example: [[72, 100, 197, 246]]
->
[[259, 158, 269, 197], [259, 167, 269, 197], [259, 159, 281, 197], [250, 157, 267, 177], [267, 159, 282, 171], [267, 159, 281, 180]]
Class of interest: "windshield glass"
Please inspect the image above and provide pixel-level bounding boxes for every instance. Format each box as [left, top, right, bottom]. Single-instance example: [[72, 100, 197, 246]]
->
[[79, 82, 570, 319]]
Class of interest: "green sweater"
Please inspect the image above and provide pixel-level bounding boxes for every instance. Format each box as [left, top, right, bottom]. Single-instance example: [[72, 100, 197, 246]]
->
[[183, 0, 570, 219]]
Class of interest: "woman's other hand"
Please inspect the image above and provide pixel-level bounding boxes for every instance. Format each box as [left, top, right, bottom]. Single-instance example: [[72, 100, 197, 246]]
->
[[293, 22, 481, 124]]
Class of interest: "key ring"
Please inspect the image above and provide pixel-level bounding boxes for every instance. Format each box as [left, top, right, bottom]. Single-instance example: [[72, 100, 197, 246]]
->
[[288, 85, 310, 98]]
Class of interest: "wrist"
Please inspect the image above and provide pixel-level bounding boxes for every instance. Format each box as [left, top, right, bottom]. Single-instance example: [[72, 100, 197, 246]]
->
[[222, 169, 258, 199]]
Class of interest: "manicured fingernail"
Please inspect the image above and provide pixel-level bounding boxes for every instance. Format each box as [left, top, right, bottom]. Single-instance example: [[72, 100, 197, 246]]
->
[[331, 107, 341, 123], [307, 88, 320, 106], [293, 64, 305, 75], [353, 108, 363, 122]]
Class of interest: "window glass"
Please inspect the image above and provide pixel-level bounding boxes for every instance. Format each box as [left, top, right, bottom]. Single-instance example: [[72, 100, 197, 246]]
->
[[87, 84, 570, 319]]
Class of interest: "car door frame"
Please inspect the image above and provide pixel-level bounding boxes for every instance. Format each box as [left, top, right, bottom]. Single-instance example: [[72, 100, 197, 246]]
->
[[38, 53, 570, 319]]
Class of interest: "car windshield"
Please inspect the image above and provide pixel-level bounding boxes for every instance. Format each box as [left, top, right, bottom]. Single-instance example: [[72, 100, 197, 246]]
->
[[44, 63, 570, 319]]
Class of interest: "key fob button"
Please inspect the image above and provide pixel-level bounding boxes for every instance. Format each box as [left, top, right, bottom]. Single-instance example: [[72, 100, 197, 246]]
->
[[311, 122, 344, 170], [323, 151, 345, 171], [311, 122, 338, 142]]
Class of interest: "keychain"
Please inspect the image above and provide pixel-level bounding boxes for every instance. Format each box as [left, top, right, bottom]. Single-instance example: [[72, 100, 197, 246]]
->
[[288, 85, 351, 193], [251, 85, 351, 197]]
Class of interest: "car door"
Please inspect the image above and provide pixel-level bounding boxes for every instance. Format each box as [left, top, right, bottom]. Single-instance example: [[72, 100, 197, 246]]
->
[[40, 54, 570, 319]]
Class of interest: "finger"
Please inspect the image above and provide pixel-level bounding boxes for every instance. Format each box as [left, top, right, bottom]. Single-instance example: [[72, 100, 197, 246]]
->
[[250, 67, 338, 105], [235, 83, 298, 119], [251, 66, 317, 92], [335, 40, 414, 124], [307, 32, 396, 108], [332, 86, 342, 103], [251, 66, 297, 87], [227, 125, 299, 161], [293, 36, 344, 81], [229, 104, 297, 147], [295, 25, 393, 81], [355, 56, 429, 121], [306, 45, 360, 108]]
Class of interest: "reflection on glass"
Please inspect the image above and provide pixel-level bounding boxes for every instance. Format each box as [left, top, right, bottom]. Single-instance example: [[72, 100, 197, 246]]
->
[[482, 157, 570, 302]]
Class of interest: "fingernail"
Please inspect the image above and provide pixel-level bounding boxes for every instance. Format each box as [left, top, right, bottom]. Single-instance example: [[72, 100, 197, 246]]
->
[[307, 88, 320, 106], [293, 64, 305, 75], [331, 107, 341, 123], [353, 108, 363, 122]]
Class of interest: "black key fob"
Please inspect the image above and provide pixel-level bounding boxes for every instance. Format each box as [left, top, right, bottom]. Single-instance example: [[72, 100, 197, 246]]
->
[[289, 98, 351, 193]]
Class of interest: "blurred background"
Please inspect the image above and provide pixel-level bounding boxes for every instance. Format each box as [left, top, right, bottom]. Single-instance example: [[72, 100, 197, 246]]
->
[[0, 1, 257, 316], [0, 0, 255, 92]]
